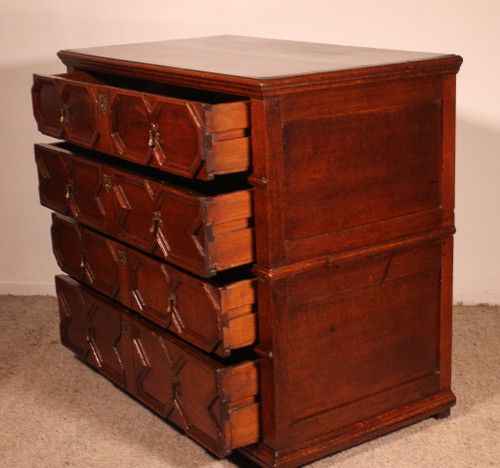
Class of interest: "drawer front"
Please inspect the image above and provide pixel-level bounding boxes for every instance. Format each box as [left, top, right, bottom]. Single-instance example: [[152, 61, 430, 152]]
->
[[32, 72, 251, 180], [56, 275, 260, 457], [51, 214, 257, 356], [56, 273, 125, 387], [36, 143, 254, 277], [35, 144, 70, 215]]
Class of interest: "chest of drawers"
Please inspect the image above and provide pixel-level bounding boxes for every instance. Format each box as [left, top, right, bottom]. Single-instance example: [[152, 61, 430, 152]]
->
[[32, 36, 462, 467]]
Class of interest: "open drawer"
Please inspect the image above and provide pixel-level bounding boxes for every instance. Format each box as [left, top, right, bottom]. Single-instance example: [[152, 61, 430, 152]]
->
[[32, 71, 251, 180], [35, 143, 254, 277], [51, 213, 257, 356], [56, 274, 260, 457]]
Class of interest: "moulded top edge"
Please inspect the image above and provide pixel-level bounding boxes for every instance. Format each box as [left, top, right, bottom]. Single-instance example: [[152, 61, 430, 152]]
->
[[57, 35, 463, 95]]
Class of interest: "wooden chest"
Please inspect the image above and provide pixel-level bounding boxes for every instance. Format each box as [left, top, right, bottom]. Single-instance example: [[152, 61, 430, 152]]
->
[[32, 36, 462, 467]]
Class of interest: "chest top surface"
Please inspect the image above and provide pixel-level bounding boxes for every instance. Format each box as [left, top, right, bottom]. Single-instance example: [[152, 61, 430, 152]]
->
[[58, 35, 462, 95]]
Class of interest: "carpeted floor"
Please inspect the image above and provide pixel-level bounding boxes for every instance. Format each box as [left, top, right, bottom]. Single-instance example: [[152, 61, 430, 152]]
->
[[0, 296, 498, 467]]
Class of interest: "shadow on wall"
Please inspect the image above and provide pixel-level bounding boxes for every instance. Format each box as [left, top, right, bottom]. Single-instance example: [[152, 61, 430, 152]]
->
[[454, 117, 500, 304]]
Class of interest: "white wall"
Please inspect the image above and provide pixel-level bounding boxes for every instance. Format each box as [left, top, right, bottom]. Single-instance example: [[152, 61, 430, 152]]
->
[[1, 0, 499, 303]]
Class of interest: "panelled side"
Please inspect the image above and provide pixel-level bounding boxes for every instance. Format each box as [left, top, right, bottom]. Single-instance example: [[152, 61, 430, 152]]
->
[[246, 74, 458, 467], [279, 76, 449, 265]]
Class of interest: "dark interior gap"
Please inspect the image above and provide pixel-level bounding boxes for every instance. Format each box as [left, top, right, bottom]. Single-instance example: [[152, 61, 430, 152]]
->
[[71, 69, 247, 103], [54, 142, 252, 196]]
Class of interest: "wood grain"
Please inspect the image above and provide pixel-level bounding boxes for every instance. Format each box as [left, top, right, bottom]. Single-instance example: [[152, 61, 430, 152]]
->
[[32, 72, 251, 180], [51, 214, 257, 356], [55, 275, 260, 457], [35, 143, 254, 277]]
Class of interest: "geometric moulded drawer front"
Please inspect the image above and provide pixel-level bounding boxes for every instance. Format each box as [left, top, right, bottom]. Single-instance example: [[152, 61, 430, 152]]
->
[[32, 72, 251, 180], [51, 213, 257, 357], [55, 274, 260, 457], [35, 143, 254, 277]]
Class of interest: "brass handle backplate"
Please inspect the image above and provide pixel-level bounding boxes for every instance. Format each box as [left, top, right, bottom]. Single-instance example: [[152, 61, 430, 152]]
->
[[166, 292, 177, 314], [118, 250, 127, 269], [98, 93, 108, 115], [60, 105, 69, 124], [148, 123, 159, 148], [150, 211, 162, 235]]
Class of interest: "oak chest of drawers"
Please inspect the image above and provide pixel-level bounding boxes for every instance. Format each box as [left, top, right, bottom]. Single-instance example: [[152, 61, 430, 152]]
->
[[32, 36, 462, 467]]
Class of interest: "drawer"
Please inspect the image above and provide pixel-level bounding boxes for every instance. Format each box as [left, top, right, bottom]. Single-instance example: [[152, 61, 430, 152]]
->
[[51, 213, 257, 356], [35, 143, 254, 277], [32, 72, 251, 180], [55, 274, 260, 457]]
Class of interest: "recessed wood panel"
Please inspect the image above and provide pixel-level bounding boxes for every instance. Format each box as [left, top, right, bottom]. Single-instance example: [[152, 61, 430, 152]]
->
[[35, 144, 69, 215], [128, 253, 172, 327], [113, 172, 158, 253], [81, 230, 121, 300], [150, 99, 204, 177], [62, 82, 100, 148], [86, 300, 125, 386], [57, 276, 89, 357], [281, 242, 442, 444], [172, 279, 220, 351], [110, 92, 153, 164], [67, 155, 110, 232], [282, 100, 442, 242], [32, 76, 64, 138], [51, 213, 84, 281]]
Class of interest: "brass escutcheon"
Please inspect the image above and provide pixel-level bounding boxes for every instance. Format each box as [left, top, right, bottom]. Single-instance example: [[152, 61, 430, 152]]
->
[[118, 250, 127, 268], [98, 93, 108, 115], [103, 174, 112, 194]]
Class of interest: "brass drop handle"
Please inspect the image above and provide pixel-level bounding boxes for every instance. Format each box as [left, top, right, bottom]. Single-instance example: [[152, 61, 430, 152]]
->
[[148, 123, 159, 148], [85, 329, 91, 343], [166, 292, 177, 314], [150, 211, 161, 235], [65, 181, 73, 201], [80, 250, 87, 269], [60, 105, 69, 124]]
